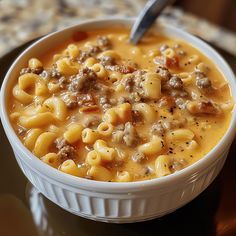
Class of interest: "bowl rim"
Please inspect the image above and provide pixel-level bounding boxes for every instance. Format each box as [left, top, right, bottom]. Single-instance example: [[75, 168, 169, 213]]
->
[[1, 17, 236, 192]]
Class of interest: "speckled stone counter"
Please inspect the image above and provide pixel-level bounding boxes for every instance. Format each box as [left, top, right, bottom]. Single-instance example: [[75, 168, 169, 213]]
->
[[1, 0, 236, 57]]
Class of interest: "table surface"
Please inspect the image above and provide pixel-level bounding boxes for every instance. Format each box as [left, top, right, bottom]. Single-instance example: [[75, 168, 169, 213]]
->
[[0, 37, 236, 236], [1, 0, 236, 58]]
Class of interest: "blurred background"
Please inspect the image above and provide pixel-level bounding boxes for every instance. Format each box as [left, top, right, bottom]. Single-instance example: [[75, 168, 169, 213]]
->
[[178, 0, 236, 30], [0, 0, 236, 58]]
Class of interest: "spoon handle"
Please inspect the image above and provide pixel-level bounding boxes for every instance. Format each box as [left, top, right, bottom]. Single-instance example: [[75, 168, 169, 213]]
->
[[130, 0, 175, 45]]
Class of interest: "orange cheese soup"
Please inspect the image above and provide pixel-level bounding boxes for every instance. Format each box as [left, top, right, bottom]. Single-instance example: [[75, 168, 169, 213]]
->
[[8, 28, 233, 182]]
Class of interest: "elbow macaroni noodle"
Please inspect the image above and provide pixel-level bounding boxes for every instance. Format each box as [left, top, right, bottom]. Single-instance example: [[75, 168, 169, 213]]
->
[[33, 132, 57, 157], [8, 28, 233, 182], [86, 150, 102, 166], [91, 63, 108, 79], [43, 97, 67, 121], [56, 58, 79, 75], [94, 140, 116, 162], [60, 159, 85, 177], [19, 112, 55, 128], [97, 122, 114, 137], [82, 128, 99, 144], [155, 155, 171, 178], [41, 153, 59, 167], [138, 136, 164, 156], [133, 103, 157, 123], [64, 123, 83, 144], [142, 72, 161, 100]]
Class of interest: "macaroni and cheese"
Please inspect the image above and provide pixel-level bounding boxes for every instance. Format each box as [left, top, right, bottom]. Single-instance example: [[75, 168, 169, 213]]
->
[[8, 29, 233, 182]]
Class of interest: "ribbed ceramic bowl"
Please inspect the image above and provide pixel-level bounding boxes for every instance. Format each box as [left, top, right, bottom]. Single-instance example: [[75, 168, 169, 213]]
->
[[1, 18, 236, 223]]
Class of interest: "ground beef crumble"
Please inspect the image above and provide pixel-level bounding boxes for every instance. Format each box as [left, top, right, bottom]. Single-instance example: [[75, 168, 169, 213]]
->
[[99, 96, 112, 111], [175, 97, 187, 109], [198, 101, 220, 114], [83, 116, 101, 128], [158, 96, 175, 108], [124, 76, 135, 92], [132, 151, 146, 163], [44, 65, 63, 78], [77, 93, 97, 107], [75, 36, 111, 63], [154, 56, 179, 68], [120, 70, 146, 100], [105, 64, 137, 74], [77, 46, 100, 63], [196, 77, 212, 90], [55, 138, 77, 160], [156, 66, 171, 80], [123, 122, 140, 147], [68, 67, 97, 92], [99, 56, 115, 66], [132, 110, 143, 124], [170, 89, 188, 98], [20, 67, 43, 75], [77, 50, 91, 63], [96, 36, 112, 50], [151, 122, 165, 135], [167, 76, 183, 90], [61, 92, 78, 108], [159, 44, 169, 52]]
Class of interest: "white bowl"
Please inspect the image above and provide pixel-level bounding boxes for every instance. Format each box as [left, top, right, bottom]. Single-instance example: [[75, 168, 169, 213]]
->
[[1, 18, 236, 223]]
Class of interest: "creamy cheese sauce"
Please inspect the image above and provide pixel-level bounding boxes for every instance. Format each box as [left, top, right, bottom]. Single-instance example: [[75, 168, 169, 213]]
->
[[8, 28, 233, 182]]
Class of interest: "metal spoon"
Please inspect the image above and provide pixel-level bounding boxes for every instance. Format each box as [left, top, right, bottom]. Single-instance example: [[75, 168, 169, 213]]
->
[[130, 0, 175, 44]]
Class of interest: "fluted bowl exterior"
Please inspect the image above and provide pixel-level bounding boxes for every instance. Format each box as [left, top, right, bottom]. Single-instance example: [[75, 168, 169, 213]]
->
[[14, 147, 229, 223], [1, 18, 236, 223]]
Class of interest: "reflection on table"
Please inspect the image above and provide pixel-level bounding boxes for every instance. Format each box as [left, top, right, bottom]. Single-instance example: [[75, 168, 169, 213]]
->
[[26, 179, 221, 236]]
